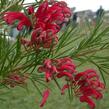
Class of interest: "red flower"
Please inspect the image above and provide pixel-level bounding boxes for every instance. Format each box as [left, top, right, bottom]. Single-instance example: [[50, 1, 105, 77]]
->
[[80, 86, 103, 99], [38, 57, 76, 81], [38, 59, 58, 82], [47, 6, 64, 24], [4, 1, 71, 49], [38, 58, 104, 109], [57, 71, 73, 79], [4, 12, 32, 30], [90, 80, 105, 90], [51, 1, 71, 19], [74, 69, 104, 109], [40, 89, 50, 107], [35, 1, 71, 29], [75, 69, 99, 81], [27, 6, 34, 15], [57, 57, 76, 75]]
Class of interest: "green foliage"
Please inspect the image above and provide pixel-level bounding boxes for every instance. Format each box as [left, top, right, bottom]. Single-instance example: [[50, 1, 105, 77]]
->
[[54, 20, 109, 84], [0, 0, 24, 13]]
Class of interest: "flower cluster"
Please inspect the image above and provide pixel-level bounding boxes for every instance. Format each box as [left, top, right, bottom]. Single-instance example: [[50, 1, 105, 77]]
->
[[3, 73, 28, 88], [75, 69, 105, 109], [38, 57, 105, 109], [4, 1, 71, 48], [38, 57, 76, 82]]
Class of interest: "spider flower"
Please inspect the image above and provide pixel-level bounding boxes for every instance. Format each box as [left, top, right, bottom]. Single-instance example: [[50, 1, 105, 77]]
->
[[38, 57, 76, 82], [4, 12, 32, 30], [4, 1, 71, 48], [74, 69, 105, 109]]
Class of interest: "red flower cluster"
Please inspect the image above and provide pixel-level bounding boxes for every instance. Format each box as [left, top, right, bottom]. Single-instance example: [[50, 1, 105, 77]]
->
[[38, 57, 76, 107], [38, 57, 76, 82], [75, 69, 105, 109], [4, 1, 71, 48], [38, 57, 104, 109], [3, 73, 28, 88]]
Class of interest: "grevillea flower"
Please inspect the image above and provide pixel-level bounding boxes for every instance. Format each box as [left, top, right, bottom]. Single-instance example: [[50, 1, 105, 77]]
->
[[58, 57, 76, 73], [52, 1, 72, 18], [75, 69, 99, 81], [80, 96, 95, 109], [4, 1, 71, 49], [31, 1, 71, 48], [38, 59, 58, 82], [3, 73, 28, 88], [40, 89, 50, 107], [38, 57, 76, 82], [74, 69, 105, 109], [4, 12, 32, 30], [38, 57, 104, 108]]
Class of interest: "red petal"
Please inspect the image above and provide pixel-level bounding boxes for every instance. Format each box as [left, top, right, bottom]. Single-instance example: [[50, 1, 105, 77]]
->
[[80, 96, 95, 109], [4, 12, 31, 30], [45, 72, 51, 82], [57, 72, 73, 79], [58, 65, 75, 73], [80, 86, 103, 99], [40, 89, 50, 107], [75, 72, 86, 81], [75, 69, 98, 81], [28, 6, 34, 14], [61, 84, 69, 94], [35, 1, 49, 19]]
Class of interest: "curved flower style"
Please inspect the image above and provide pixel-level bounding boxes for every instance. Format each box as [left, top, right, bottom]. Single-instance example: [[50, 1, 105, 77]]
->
[[38, 59, 58, 82], [4, 12, 32, 30], [40, 89, 50, 107], [27, 6, 34, 15]]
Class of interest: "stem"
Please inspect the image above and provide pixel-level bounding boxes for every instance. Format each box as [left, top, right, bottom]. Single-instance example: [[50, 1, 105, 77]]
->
[[76, 48, 107, 57], [53, 76, 61, 90], [31, 79, 42, 96], [0, 0, 21, 15], [9, 62, 36, 73]]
